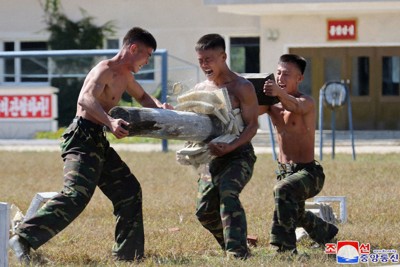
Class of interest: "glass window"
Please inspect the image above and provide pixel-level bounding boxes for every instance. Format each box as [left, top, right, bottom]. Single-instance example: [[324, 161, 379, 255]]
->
[[21, 42, 48, 82], [106, 39, 119, 49], [4, 42, 15, 82], [382, 56, 400, 96], [351, 56, 369, 96], [230, 37, 260, 74], [2, 41, 48, 83]]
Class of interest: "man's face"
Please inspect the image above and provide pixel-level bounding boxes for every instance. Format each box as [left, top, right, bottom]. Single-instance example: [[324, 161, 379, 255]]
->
[[197, 48, 225, 81], [276, 62, 303, 93], [130, 43, 153, 73]]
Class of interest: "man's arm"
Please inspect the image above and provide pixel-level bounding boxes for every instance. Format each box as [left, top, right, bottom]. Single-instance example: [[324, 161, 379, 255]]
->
[[264, 80, 314, 115], [127, 77, 173, 109]]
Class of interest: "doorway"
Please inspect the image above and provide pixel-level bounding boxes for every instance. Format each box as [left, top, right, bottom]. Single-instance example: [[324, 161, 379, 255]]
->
[[290, 46, 400, 130]]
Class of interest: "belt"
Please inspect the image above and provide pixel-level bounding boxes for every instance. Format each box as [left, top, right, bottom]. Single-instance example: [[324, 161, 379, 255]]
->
[[73, 116, 106, 132], [277, 161, 316, 173]]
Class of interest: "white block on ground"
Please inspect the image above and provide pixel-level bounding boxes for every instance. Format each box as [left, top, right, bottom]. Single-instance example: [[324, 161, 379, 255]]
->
[[314, 196, 347, 223], [25, 192, 58, 221]]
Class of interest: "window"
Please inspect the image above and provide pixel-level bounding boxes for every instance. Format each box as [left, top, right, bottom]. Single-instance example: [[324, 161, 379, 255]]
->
[[382, 56, 400, 96], [2, 41, 48, 83], [2, 39, 156, 84], [21, 42, 48, 82], [106, 39, 119, 49], [4, 42, 15, 82], [230, 37, 260, 74], [351, 57, 370, 96]]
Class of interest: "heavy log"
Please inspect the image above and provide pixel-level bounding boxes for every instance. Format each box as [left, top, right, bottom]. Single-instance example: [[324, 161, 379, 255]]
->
[[109, 106, 225, 142]]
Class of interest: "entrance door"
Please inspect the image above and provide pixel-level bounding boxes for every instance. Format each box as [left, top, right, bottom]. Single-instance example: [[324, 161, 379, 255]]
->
[[290, 47, 400, 130]]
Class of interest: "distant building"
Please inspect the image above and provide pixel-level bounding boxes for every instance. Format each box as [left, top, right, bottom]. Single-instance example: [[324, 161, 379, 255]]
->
[[1, 0, 399, 131]]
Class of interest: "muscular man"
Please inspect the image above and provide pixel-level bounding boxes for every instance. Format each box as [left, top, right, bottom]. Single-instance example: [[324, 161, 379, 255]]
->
[[193, 34, 259, 259], [9, 26, 170, 263], [259, 54, 338, 254]]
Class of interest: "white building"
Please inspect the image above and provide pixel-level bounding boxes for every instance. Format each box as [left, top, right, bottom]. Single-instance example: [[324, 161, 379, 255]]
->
[[1, 0, 399, 137]]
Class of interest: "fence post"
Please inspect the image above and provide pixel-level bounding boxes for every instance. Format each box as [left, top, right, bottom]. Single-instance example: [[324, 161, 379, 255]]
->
[[0, 202, 10, 267]]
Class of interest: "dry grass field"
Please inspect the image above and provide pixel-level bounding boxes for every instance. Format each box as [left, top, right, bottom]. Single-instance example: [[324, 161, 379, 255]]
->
[[2, 149, 400, 266]]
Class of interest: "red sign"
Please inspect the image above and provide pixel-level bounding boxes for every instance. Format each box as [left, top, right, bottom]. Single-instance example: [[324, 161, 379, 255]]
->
[[327, 19, 357, 40], [0, 95, 53, 118]]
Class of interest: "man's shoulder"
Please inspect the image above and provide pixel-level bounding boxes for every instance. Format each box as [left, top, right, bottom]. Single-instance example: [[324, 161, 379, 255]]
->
[[234, 75, 256, 94]]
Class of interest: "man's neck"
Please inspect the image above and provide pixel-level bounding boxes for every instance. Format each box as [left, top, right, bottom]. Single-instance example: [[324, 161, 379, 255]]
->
[[213, 69, 236, 87]]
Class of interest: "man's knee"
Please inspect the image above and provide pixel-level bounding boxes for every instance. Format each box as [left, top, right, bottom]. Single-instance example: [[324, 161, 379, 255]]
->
[[273, 182, 293, 200]]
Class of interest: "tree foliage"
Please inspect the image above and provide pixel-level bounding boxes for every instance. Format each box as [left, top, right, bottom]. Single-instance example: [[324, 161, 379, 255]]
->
[[41, 0, 115, 50], [39, 0, 117, 126]]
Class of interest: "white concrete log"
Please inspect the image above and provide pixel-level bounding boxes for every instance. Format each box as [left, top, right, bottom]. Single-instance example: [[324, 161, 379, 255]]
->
[[109, 107, 225, 142]]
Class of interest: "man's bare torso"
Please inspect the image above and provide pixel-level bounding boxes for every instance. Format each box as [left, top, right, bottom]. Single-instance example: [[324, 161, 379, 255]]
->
[[269, 101, 315, 164], [76, 60, 130, 124]]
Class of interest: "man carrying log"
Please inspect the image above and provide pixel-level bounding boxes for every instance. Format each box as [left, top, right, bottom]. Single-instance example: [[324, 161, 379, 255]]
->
[[190, 33, 259, 260], [9, 26, 171, 264]]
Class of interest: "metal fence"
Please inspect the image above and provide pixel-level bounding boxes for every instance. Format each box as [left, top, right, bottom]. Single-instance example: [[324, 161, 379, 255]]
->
[[0, 49, 200, 151]]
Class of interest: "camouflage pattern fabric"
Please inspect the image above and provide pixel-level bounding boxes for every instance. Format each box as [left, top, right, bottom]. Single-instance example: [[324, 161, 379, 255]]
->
[[270, 161, 336, 250], [196, 143, 256, 259], [16, 117, 144, 260]]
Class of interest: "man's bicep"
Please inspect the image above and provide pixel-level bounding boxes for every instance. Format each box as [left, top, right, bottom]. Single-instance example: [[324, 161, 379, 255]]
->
[[127, 78, 146, 100], [299, 96, 315, 115], [240, 86, 259, 124]]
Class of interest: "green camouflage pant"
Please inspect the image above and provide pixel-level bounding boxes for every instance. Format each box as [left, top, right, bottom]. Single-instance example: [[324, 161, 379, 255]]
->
[[270, 161, 334, 249], [196, 143, 256, 259], [17, 117, 144, 260]]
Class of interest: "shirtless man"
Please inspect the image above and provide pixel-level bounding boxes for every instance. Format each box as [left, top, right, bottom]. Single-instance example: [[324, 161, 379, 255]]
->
[[9, 27, 170, 264], [193, 34, 258, 259], [259, 54, 338, 255]]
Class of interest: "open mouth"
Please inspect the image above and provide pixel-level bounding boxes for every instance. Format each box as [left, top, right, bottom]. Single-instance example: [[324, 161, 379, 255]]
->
[[204, 69, 213, 76]]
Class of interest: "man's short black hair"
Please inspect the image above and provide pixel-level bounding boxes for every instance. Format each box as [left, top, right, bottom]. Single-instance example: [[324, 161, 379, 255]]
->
[[279, 54, 307, 75], [195, 33, 225, 52], [123, 27, 157, 51]]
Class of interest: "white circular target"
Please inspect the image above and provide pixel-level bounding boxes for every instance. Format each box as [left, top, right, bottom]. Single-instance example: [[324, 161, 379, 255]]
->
[[322, 82, 348, 108]]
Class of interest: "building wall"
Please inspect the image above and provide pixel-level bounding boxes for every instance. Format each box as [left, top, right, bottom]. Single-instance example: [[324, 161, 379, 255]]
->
[[257, 12, 400, 130], [2, 0, 399, 132], [0, 0, 259, 68], [259, 13, 400, 73]]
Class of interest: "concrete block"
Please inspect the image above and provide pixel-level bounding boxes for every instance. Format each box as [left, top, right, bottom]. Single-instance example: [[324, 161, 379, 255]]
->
[[313, 196, 347, 223], [24, 192, 58, 221]]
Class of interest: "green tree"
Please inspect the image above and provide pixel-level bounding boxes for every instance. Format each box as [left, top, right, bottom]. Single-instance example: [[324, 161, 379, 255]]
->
[[40, 0, 116, 126]]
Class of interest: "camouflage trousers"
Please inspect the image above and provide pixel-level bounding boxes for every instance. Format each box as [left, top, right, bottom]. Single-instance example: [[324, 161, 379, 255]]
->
[[17, 117, 144, 260], [196, 143, 256, 259], [270, 160, 334, 249]]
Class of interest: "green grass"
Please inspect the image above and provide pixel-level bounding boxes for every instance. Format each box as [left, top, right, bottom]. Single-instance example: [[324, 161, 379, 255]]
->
[[3, 151, 400, 266]]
